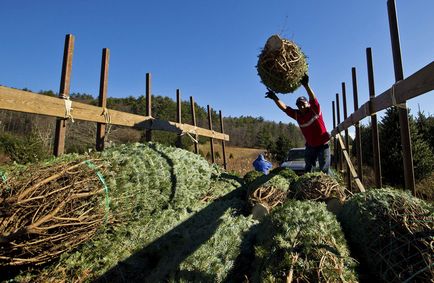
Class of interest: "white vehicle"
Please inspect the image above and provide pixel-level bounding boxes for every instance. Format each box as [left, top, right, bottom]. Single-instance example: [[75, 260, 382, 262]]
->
[[280, 147, 318, 174]]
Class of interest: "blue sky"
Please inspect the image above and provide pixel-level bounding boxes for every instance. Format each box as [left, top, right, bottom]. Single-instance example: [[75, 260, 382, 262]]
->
[[1, 0, 433, 133]]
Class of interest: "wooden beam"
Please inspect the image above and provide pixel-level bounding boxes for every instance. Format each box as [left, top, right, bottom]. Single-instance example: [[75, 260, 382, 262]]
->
[[0, 86, 229, 141], [0, 86, 151, 126], [145, 73, 152, 141], [342, 82, 352, 191], [219, 110, 227, 170], [96, 48, 110, 151], [367, 48, 382, 189], [337, 133, 365, 193], [176, 89, 182, 148], [388, 0, 416, 194], [352, 67, 363, 183], [54, 34, 74, 156], [190, 96, 199, 154], [208, 105, 215, 163], [331, 61, 434, 135]]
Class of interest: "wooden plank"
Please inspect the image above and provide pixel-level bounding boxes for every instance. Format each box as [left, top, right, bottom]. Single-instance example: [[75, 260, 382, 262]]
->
[[367, 48, 382, 188], [331, 61, 434, 135], [388, 0, 416, 195], [176, 89, 182, 147], [337, 133, 365, 192], [332, 101, 337, 170], [335, 93, 343, 171], [0, 86, 229, 140], [96, 48, 110, 151], [208, 105, 215, 163], [352, 67, 363, 183], [219, 110, 227, 170], [0, 86, 151, 126], [342, 82, 352, 191], [54, 34, 74, 156], [139, 119, 229, 141], [190, 96, 199, 154], [145, 73, 152, 141]]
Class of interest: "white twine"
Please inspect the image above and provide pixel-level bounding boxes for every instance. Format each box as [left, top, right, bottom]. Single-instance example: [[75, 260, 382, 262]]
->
[[102, 107, 112, 137], [180, 126, 199, 144], [62, 94, 74, 122]]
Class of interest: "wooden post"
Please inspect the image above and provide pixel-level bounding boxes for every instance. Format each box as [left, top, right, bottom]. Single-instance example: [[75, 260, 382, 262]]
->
[[190, 96, 199, 154], [332, 101, 338, 170], [219, 110, 227, 170], [54, 34, 74, 156], [387, 0, 416, 194], [337, 133, 365, 192], [207, 105, 215, 163], [335, 93, 343, 171], [366, 47, 382, 188], [352, 67, 363, 182], [176, 89, 182, 148], [145, 73, 152, 141], [342, 82, 352, 191], [96, 48, 110, 151]]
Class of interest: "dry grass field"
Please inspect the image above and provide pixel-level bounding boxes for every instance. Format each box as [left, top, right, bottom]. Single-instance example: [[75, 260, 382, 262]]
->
[[197, 142, 279, 177]]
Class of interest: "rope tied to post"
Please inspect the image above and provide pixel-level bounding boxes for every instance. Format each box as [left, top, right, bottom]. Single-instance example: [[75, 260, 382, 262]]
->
[[180, 127, 199, 144], [61, 93, 74, 122], [390, 80, 406, 109], [102, 107, 113, 138]]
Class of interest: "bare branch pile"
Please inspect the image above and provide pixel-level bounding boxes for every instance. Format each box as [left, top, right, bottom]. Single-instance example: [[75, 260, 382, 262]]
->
[[291, 172, 346, 202], [256, 34, 308, 93], [0, 158, 108, 266], [244, 170, 295, 219]]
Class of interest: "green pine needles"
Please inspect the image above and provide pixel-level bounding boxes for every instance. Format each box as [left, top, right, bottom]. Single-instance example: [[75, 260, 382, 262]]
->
[[338, 188, 434, 282], [252, 200, 358, 282]]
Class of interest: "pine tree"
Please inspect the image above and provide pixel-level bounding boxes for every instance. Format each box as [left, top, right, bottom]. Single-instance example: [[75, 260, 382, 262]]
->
[[379, 107, 434, 186]]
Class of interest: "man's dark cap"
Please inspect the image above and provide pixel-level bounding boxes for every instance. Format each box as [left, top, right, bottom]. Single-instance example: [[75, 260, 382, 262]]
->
[[296, 96, 308, 105]]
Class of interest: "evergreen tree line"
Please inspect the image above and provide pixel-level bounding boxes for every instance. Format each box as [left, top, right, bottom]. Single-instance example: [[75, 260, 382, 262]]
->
[[0, 89, 305, 163], [351, 107, 434, 187]]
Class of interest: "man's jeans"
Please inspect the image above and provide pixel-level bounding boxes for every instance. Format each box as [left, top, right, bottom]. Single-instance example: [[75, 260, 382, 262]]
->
[[305, 143, 330, 174]]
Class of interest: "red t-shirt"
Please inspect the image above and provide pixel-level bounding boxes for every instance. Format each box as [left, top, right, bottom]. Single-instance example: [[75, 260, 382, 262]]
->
[[284, 98, 330, 147]]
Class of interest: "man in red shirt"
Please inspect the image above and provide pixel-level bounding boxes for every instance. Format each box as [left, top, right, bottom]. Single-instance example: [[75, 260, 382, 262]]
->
[[266, 74, 331, 174]]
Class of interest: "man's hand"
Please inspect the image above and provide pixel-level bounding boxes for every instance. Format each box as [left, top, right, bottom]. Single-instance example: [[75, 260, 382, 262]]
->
[[265, 90, 278, 100], [300, 74, 309, 86]]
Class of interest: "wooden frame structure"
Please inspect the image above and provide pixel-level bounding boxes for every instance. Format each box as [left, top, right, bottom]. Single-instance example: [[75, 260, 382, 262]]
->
[[331, 0, 434, 195], [0, 34, 229, 167]]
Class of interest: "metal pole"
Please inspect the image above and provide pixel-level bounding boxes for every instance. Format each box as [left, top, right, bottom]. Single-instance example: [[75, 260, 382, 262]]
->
[[366, 47, 382, 188], [387, 0, 415, 194], [352, 67, 363, 182]]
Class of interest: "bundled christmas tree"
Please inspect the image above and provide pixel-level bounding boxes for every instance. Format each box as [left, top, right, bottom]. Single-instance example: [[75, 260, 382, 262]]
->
[[245, 168, 297, 219], [339, 188, 434, 282], [257, 34, 308, 93], [252, 200, 358, 282]]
